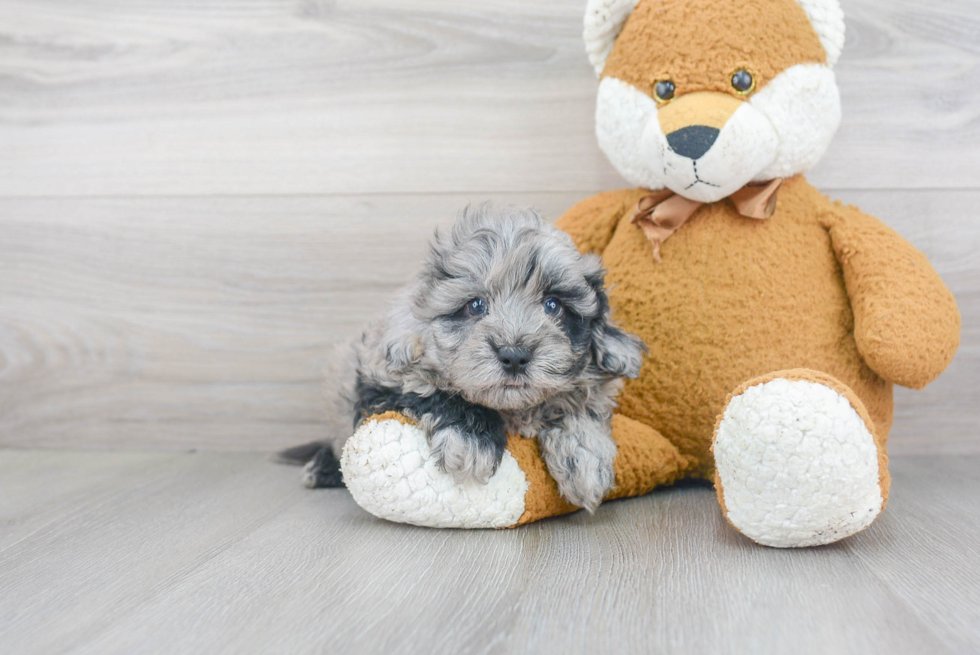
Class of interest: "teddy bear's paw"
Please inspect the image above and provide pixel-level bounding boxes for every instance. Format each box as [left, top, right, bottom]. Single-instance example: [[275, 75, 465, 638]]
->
[[340, 417, 529, 528], [714, 378, 884, 548]]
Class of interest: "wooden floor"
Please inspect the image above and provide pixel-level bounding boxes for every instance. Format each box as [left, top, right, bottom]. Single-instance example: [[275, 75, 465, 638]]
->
[[1, 450, 977, 655]]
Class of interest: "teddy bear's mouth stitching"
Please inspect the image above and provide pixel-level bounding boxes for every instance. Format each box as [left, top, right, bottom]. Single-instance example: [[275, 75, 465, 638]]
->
[[685, 160, 720, 190]]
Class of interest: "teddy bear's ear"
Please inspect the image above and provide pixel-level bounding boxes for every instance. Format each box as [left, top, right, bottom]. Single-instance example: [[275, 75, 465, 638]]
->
[[583, 0, 640, 77], [796, 0, 846, 67], [583, 0, 846, 76]]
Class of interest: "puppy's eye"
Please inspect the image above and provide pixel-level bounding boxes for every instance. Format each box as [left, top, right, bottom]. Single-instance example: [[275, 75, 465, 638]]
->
[[653, 80, 675, 103], [465, 298, 487, 318], [543, 297, 564, 318], [731, 69, 755, 95]]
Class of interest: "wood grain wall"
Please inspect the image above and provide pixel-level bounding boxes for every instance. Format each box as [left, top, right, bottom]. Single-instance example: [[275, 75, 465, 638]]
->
[[1, 0, 977, 453]]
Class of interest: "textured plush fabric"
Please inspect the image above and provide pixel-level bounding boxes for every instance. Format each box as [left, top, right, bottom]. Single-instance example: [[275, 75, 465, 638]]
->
[[584, 0, 846, 75], [712, 371, 885, 547], [713, 369, 891, 508], [341, 414, 529, 529], [594, 0, 843, 196], [507, 436, 576, 525], [602, 0, 827, 95], [605, 414, 691, 500], [512, 413, 691, 525], [824, 205, 962, 390], [557, 176, 958, 481], [340, 412, 692, 528]]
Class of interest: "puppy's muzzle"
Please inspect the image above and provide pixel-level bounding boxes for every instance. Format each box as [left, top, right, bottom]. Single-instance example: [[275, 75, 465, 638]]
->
[[497, 345, 533, 375]]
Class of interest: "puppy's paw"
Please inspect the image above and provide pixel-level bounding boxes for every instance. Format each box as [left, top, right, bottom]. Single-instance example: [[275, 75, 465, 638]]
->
[[429, 426, 505, 485], [540, 423, 617, 512], [552, 451, 616, 513]]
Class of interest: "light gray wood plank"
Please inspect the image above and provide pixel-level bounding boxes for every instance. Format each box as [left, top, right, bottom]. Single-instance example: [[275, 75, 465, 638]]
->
[[846, 456, 980, 655], [0, 192, 580, 451], [0, 452, 305, 655], [0, 450, 180, 551], [0, 0, 977, 196], [1, 451, 976, 655], [501, 483, 956, 655], [1, 190, 976, 453]]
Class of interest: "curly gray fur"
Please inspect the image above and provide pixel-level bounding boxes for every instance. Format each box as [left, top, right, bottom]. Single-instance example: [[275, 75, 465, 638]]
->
[[310, 203, 645, 511]]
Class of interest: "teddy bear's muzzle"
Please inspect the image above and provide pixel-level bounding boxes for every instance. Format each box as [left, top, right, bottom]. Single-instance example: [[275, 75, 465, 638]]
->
[[639, 90, 778, 203], [658, 90, 743, 159]]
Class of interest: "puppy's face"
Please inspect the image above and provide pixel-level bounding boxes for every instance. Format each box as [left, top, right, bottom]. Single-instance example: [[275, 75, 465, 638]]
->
[[410, 206, 644, 411]]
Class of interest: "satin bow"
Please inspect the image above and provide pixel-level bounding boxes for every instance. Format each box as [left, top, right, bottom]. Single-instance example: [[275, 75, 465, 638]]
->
[[630, 179, 783, 261]]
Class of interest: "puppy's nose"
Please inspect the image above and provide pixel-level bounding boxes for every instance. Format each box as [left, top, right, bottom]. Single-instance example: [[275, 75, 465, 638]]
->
[[666, 125, 720, 160], [497, 345, 532, 375]]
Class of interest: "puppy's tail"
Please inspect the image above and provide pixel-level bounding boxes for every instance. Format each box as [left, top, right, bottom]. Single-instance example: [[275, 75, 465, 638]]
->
[[273, 441, 324, 466], [275, 441, 345, 489]]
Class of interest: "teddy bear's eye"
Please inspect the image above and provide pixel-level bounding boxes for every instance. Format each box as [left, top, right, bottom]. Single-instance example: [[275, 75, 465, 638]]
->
[[731, 69, 755, 95], [653, 80, 675, 103]]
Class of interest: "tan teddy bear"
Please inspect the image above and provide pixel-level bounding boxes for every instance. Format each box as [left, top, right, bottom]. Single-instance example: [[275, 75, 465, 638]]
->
[[336, 0, 961, 547]]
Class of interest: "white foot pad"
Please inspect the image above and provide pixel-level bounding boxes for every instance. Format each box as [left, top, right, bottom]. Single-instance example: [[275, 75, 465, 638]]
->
[[714, 378, 883, 548], [340, 418, 529, 528]]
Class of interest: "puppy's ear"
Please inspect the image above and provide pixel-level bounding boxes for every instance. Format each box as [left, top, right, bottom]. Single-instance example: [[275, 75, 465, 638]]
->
[[382, 295, 431, 372], [585, 259, 647, 379], [593, 322, 646, 379], [384, 334, 424, 372]]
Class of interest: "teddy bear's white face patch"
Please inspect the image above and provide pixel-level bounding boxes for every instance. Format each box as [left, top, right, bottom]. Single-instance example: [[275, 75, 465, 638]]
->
[[749, 64, 842, 182], [639, 102, 778, 203], [596, 64, 841, 200]]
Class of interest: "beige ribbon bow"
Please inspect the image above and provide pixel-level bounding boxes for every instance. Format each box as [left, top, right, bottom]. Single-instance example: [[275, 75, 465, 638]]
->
[[630, 179, 783, 262]]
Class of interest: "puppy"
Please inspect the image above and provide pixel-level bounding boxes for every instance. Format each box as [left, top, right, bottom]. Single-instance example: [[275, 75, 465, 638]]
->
[[293, 204, 645, 512]]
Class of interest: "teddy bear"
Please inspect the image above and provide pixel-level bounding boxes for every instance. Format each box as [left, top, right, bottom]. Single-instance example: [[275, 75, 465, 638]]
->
[[335, 0, 961, 547]]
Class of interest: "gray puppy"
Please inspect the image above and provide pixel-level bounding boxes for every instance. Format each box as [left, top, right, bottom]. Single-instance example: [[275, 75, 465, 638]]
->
[[294, 204, 645, 512]]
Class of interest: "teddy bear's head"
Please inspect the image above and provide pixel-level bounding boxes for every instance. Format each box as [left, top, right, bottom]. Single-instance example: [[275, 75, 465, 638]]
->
[[586, 0, 844, 203]]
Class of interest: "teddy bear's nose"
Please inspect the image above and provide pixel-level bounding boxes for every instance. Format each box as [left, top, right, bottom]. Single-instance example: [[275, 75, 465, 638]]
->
[[666, 125, 720, 161]]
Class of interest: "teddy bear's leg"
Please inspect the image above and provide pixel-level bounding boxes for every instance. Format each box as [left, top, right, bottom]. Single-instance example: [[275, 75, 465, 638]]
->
[[340, 411, 690, 528], [340, 412, 529, 528], [511, 413, 691, 525], [712, 369, 891, 548]]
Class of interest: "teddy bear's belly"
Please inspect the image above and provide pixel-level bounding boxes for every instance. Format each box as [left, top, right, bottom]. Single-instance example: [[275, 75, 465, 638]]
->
[[601, 199, 892, 477]]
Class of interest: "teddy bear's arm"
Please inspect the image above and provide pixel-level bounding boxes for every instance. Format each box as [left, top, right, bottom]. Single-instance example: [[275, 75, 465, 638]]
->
[[824, 203, 961, 389], [555, 189, 641, 255]]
